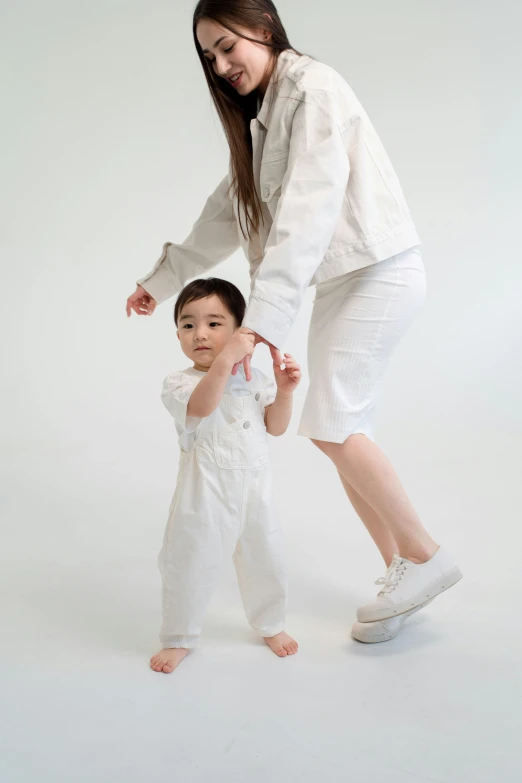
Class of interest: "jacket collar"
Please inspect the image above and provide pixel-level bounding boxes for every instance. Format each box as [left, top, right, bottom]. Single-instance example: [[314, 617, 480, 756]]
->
[[256, 49, 308, 129]]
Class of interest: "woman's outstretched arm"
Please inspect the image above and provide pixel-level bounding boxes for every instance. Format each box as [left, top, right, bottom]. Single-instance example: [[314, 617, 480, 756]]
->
[[127, 174, 239, 315]]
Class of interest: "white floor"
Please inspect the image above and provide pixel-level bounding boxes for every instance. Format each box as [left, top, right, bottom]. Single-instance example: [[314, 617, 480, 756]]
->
[[2, 432, 522, 783], [2, 559, 520, 783]]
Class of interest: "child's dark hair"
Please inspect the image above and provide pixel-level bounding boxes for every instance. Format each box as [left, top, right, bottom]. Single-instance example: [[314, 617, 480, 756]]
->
[[174, 278, 246, 327]]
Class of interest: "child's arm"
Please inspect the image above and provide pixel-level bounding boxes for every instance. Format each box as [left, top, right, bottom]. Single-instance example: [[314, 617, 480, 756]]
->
[[187, 329, 255, 418], [265, 352, 302, 437], [265, 391, 293, 436]]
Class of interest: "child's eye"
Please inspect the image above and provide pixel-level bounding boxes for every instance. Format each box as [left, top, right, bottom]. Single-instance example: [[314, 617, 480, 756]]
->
[[183, 324, 194, 329], [224, 45, 235, 53], [209, 322, 220, 328]]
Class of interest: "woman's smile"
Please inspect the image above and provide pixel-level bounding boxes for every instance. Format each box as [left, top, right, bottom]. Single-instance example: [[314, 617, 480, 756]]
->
[[228, 71, 244, 88]]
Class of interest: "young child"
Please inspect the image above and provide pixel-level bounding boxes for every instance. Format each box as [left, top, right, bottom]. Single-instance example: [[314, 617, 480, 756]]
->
[[150, 278, 301, 674]]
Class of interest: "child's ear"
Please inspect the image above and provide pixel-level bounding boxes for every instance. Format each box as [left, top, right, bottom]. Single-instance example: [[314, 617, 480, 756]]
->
[[176, 330, 180, 341]]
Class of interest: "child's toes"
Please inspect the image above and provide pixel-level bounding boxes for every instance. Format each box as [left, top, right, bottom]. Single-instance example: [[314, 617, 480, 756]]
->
[[264, 632, 299, 657]]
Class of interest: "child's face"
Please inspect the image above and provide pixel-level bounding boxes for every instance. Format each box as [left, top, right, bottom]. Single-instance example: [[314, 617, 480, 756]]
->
[[177, 294, 237, 372]]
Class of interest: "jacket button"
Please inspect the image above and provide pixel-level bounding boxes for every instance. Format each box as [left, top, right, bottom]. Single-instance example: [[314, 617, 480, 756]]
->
[[243, 421, 251, 429], [263, 187, 270, 198], [255, 393, 260, 401]]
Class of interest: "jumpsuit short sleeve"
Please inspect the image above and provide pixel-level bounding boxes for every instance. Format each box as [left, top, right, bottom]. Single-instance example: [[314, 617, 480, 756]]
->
[[161, 372, 202, 433], [252, 368, 277, 408]]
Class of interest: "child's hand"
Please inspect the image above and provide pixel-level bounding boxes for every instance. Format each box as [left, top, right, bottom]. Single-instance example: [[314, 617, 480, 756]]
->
[[231, 332, 282, 381], [271, 349, 302, 394], [220, 328, 255, 367]]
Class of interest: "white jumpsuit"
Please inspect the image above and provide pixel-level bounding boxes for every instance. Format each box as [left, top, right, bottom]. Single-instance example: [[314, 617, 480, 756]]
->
[[158, 365, 287, 649]]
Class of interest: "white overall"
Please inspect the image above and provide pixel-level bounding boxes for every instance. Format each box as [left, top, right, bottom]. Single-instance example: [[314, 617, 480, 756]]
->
[[159, 367, 287, 649]]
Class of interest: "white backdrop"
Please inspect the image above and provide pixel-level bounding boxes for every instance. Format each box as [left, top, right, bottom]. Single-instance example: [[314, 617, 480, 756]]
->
[[2, 1, 521, 781]]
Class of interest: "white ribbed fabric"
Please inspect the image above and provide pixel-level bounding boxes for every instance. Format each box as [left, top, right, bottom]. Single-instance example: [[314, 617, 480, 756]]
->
[[298, 247, 426, 443]]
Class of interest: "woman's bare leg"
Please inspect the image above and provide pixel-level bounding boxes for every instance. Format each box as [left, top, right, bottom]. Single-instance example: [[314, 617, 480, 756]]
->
[[337, 472, 399, 566], [313, 434, 438, 563]]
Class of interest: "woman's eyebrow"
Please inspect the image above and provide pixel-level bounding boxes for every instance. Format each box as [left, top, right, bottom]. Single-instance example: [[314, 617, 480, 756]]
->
[[202, 36, 228, 54]]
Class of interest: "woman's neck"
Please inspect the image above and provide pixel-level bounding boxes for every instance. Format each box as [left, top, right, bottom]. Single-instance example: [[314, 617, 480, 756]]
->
[[258, 55, 278, 98]]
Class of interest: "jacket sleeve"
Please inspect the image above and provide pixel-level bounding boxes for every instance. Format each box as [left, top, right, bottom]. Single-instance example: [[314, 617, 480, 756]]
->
[[243, 89, 350, 347], [137, 174, 240, 304]]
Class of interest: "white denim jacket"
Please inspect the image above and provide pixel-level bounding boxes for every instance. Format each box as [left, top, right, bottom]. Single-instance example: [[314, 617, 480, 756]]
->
[[138, 49, 420, 347]]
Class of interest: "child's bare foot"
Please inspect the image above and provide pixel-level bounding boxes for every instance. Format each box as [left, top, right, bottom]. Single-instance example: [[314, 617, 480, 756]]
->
[[264, 631, 298, 657], [150, 648, 189, 673]]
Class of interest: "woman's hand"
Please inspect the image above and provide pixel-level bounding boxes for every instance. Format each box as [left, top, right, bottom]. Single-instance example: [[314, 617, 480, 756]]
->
[[232, 332, 283, 381], [272, 349, 302, 394], [126, 285, 157, 317]]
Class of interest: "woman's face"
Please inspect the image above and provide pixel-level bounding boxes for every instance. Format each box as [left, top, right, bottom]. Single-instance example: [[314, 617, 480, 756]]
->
[[197, 18, 274, 96]]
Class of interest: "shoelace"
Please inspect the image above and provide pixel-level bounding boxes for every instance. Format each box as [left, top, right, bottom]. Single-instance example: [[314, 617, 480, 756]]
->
[[375, 554, 407, 595]]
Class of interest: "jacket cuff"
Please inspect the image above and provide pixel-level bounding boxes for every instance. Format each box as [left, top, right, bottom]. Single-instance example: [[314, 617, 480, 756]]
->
[[137, 263, 179, 305], [243, 296, 293, 349]]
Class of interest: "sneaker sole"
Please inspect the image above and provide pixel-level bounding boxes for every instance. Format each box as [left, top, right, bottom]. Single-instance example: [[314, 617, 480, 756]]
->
[[357, 567, 463, 623], [352, 629, 396, 643], [351, 601, 429, 644], [351, 621, 404, 643]]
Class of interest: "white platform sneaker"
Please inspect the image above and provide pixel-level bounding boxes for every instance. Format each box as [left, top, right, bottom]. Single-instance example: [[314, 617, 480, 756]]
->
[[357, 547, 462, 624], [351, 599, 432, 643]]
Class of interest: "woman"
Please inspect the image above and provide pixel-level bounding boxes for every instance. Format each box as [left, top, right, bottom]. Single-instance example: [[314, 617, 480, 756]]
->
[[127, 0, 462, 644]]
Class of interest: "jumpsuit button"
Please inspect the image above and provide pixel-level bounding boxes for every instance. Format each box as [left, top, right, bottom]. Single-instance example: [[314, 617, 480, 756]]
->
[[255, 393, 260, 401], [263, 187, 270, 198], [243, 421, 250, 429]]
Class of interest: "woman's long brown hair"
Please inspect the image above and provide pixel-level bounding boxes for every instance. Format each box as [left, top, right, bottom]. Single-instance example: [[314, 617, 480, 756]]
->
[[193, 0, 298, 241]]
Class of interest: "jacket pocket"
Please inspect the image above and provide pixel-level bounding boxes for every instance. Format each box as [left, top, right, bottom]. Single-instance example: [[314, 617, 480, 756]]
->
[[260, 156, 288, 204]]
